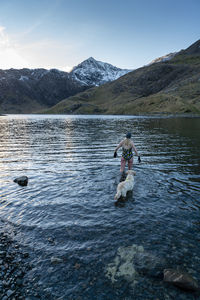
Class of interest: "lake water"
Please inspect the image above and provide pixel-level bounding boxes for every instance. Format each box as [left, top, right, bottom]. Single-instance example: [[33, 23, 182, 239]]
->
[[0, 114, 200, 299]]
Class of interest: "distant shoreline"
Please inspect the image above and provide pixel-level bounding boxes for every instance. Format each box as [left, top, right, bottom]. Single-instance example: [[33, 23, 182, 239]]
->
[[1, 113, 200, 118]]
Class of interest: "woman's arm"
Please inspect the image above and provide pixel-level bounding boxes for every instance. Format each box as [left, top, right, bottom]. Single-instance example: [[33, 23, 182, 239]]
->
[[114, 140, 124, 157], [115, 140, 124, 152]]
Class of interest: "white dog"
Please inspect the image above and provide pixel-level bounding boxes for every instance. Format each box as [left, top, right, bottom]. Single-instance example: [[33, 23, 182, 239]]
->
[[114, 170, 136, 200]]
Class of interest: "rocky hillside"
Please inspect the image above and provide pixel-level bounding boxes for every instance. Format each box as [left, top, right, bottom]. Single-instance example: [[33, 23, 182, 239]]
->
[[0, 58, 130, 114], [0, 68, 87, 113], [44, 40, 200, 115], [148, 52, 177, 65]]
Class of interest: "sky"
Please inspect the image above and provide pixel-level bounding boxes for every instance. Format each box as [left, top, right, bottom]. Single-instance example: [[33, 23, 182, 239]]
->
[[0, 0, 199, 71]]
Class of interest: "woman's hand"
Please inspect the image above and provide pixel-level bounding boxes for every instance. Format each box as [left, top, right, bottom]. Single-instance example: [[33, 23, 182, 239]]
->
[[114, 151, 117, 158]]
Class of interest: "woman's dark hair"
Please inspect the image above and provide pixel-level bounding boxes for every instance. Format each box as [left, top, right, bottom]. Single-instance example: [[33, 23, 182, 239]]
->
[[126, 132, 131, 139]]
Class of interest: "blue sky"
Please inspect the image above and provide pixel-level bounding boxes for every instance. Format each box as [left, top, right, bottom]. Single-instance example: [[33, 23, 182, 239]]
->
[[0, 0, 199, 70]]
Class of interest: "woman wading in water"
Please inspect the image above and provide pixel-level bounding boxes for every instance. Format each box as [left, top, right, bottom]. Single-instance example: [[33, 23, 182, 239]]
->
[[114, 132, 141, 176]]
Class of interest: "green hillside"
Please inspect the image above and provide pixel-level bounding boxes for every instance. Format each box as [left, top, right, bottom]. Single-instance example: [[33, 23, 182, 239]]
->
[[43, 40, 200, 115]]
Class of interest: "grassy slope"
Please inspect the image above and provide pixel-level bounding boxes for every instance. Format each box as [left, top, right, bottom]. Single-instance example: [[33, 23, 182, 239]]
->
[[42, 54, 200, 115]]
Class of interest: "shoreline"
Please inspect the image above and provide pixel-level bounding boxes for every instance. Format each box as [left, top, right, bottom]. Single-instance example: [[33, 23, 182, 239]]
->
[[0, 219, 39, 299], [1, 113, 200, 118]]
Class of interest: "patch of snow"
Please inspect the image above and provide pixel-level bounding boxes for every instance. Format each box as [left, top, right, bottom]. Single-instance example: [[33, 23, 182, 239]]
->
[[19, 75, 29, 81], [148, 52, 177, 65]]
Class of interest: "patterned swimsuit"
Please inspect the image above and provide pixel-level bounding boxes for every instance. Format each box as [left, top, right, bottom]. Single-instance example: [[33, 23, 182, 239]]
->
[[122, 147, 133, 160]]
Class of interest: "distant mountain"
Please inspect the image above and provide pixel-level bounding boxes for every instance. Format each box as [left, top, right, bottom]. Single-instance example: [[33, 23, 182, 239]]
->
[[70, 57, 132, 86], [0, 68, 88, 113], [0, 58, 131, 114], [44, 40, 200, 115]]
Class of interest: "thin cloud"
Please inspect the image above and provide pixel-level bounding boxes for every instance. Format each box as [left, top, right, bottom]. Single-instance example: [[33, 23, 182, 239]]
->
[[0, 25, 80, 70]]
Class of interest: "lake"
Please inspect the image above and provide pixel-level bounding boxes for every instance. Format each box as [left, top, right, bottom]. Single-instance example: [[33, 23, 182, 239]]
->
[[0, 114, 200, 299]]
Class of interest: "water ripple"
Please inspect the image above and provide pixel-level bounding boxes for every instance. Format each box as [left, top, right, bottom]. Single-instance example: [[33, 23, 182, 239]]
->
[[0, 114, 200, 299]]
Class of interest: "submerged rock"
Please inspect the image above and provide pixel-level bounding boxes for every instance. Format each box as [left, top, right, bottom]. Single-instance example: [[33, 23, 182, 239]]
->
[[47, 237, 55, 245], [74, 263, 81, 269], [50, 257, 63, 264], [14, 176, 28, 186], [164, 268, 199, 291], [106, 244, 165, 286], [134, 252, 165, 279], [106, 244, 144, 285]]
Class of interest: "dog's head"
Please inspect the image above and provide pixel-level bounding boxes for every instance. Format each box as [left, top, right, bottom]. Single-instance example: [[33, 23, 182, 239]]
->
[[126, 170, 136, 176]]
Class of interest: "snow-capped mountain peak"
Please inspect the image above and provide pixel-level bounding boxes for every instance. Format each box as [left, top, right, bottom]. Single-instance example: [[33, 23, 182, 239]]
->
[[70, 57, 132, 86]]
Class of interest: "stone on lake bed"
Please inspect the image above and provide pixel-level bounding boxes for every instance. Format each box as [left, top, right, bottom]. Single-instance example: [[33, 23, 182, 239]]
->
[[106, 244, 144, 284], [16, 278, 23, 286], [14, 176, 28, 186], [106, 244, 165, 285], [50, 257, 63, 264], [7, 289, 15, 297], [0, 251, 6, 257], [164, 268, 199, 291]]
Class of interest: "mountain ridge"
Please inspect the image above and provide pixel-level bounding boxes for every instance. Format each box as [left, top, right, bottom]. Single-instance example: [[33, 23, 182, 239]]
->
[[0, 40, 200, 115], [0, 68, 87, 113], [43, 40, 200, 115], [0, 58, 131, 114]]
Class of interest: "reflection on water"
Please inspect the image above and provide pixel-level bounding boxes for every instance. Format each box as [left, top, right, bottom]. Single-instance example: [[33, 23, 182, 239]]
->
[[0, 114, 200, 299]]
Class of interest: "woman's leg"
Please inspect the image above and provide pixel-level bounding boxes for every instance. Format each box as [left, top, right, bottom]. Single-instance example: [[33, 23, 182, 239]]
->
[[128, 158, 133, 170], [120, 157, 126, 172]]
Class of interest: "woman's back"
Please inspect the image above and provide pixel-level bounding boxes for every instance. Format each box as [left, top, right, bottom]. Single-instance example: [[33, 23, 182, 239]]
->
[[122, 138, 133, 149], [122, 139, 133, 160]]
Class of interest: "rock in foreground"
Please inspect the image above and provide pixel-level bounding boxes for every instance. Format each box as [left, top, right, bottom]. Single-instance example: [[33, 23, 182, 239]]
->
[[164, 268, 199, 291], [14, 176, 28, 186]]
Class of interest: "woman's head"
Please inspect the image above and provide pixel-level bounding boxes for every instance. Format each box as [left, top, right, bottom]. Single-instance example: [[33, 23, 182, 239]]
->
[[124, 132, 132, 147], [126, 132, 131, 139]]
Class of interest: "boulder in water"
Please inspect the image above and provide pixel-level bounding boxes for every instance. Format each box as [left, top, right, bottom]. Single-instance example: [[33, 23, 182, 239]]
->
[[164, 268, 199, 291], [13, 176, 28, 186]]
